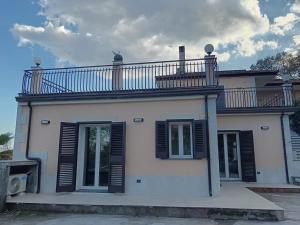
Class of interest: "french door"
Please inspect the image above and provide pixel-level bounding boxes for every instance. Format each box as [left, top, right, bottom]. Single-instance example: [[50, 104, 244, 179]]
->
[[77, 124, 111, 190], [218, 132, 242, 180]]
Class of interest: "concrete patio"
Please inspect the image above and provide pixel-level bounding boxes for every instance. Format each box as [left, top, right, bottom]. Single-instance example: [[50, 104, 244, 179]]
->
[[5, 183, 284, 220], [2, 192, 300, 225]]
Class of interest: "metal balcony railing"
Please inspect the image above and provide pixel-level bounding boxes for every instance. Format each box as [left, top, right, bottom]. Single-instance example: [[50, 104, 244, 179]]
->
[[217, 86, 296, 109], [21, 58, 218, 95]]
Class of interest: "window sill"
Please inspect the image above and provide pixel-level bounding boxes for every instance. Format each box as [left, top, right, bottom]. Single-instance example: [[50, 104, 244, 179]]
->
[[76, 189, 108, 193], [168, 157, 194, 160]]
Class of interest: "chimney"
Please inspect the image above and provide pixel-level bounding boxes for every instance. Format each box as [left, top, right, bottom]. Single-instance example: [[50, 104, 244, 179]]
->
[[179, 46, 185, 74], [112, 52, 123, 90]]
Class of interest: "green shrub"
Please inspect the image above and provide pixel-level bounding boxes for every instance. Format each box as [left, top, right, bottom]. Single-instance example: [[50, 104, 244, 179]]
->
[[0, 150, 12, 160]]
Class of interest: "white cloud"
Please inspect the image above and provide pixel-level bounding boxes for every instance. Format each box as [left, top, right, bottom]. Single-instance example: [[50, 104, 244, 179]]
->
[[216, 52, 231, 62], [270, 13, 300, 35], [284, 34, 300, 55], [17, 37, 32, 47], [291, 0, 300, 13], [13, 24, 45, 33], [11, 0, 273, 65], [236, 39, 278, 57], [293, 34, 300, 45]]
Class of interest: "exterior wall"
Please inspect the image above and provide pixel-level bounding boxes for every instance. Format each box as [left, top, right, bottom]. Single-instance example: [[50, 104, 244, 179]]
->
[[217, 114, 287, 184], [156, 78, 205, 88], [14, 97, 209, 197], [294, 90, 300, 102], [13, 105, 29, 161], [156, 76, 256, 89], [290, 130, 300, 180], [218, 76, 255, 89]]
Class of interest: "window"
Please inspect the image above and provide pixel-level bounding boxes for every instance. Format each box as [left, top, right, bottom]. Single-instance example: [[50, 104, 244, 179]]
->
[[80, 124, 111, 190], [169, 122, 193, 159]]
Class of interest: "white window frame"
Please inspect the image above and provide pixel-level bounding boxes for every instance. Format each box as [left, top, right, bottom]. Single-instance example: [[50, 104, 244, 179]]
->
[[76, 124, 110, 191], [218, 131, 242, 181], [168, 121, 193, 159]]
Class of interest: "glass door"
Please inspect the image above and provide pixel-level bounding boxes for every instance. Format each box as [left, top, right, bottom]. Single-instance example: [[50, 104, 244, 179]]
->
[[218, 132, 241, 180], [79, 124, 110, 190]]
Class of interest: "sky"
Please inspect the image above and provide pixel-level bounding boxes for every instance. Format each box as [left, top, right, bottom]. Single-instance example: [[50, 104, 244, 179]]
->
[[0, 0, 300, 136]]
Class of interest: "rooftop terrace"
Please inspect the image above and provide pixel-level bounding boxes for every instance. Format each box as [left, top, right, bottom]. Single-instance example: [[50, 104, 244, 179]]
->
[[17, 51, 297, 112]]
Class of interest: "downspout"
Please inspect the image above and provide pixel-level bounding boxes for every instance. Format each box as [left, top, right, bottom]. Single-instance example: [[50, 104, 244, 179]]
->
[[280, 113, 290, 184], [26, 102, 42, 193], [205, 95, 212, 196]]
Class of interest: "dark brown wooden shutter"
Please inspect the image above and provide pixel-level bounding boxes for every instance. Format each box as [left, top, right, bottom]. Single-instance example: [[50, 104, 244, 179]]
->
[[240, 130, 257, 182], [193, 120, 207, 159], [56, 122, 79, 192], [155, 121, 169, 159], [108, 122, 126, 193]]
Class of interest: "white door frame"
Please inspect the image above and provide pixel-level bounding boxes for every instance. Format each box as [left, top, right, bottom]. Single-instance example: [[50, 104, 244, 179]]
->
[[218, 131, 242, 181], [76, 124, 110, 191]]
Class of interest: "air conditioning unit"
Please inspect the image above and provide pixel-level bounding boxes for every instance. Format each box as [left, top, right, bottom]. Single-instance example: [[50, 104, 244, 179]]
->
[[7, 174, 27, 196]]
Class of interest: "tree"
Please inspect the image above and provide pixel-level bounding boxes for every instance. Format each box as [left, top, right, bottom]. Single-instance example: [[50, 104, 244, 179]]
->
[[0, 132, 13, 146], [250, 51, 300, 79]]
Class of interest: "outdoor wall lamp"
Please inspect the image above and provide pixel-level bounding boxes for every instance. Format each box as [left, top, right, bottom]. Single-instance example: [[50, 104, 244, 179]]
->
[[260, 126, 269, 131], [133, 118, 144, 123], [41, 120, 50, 125]]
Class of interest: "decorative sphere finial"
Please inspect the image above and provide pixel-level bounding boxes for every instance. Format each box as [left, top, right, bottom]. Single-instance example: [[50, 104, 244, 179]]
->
[[34, 57, 42, 67], [204, 44, 214, 55], [113, 51, 123, 62]]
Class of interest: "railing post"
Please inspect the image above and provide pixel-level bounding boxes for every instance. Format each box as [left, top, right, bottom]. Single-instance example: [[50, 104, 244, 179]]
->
[[282, 83, 293, 106], [112, 53, 123, 90], [204, 44, 217, 86], [30, 66, 43, 94], [205, 55, 217, 86]]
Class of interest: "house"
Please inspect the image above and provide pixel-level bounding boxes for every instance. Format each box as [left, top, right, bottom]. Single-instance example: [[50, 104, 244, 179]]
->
[[11, 45, 300, 199]]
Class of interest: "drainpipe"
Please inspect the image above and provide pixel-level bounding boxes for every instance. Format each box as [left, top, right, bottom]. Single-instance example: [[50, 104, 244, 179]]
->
[[280, 113, 290, 184], [26, 102, 42, 193], [205, 95, 212, 196]]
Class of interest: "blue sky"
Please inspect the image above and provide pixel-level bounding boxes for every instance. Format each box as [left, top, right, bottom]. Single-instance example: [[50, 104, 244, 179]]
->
[[0, 0, 300, 136]]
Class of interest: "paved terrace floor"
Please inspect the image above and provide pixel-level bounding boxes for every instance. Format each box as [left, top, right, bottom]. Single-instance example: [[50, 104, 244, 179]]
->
[[6, 183, 284, 220], [6, 183, 282, 210]]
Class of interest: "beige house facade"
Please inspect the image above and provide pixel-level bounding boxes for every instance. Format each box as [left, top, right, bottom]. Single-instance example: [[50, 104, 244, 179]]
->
[[12, 48, 300, 198]]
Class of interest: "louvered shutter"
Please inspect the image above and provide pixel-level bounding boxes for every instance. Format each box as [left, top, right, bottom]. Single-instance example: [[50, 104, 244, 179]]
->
[[108, 122, 126, 193], [56, 122, 79, 192], [193, 120, 207, 159], [240, 130, 257, 182], [155, 121, 169, 159]]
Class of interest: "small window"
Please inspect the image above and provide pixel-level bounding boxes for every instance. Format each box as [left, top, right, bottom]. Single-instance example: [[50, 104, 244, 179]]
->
[[169, 122, 193, 159]]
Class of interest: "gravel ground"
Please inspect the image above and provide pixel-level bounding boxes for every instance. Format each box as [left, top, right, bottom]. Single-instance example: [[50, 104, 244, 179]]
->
[[0, 193, 300, 225]]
